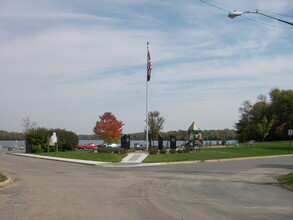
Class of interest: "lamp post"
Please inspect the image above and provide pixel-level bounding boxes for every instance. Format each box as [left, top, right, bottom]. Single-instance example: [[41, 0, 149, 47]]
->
[[228, 10, 293, 26]]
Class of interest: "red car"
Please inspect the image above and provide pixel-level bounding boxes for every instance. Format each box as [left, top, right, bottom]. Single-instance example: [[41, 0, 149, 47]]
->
[[77, 143, 98, 150]]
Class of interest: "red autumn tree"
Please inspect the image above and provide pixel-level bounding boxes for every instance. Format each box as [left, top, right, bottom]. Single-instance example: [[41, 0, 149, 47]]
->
[[93, 112, 124, 144]]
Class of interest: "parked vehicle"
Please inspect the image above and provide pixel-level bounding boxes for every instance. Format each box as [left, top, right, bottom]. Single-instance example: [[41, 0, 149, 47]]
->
[[77, 143, 98, 150], [100, 143, 120, 148]]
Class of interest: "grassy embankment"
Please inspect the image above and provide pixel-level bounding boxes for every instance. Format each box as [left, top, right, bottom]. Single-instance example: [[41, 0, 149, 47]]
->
[[144, 141, 292, 163], [0, 172, 8, 182], [37, 150, 125, 163]]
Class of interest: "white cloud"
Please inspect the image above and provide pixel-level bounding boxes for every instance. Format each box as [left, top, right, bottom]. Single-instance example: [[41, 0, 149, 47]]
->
[[0, 0, 292, 134]]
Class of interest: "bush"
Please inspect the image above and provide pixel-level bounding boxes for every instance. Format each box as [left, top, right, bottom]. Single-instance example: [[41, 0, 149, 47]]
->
[[112, 148, 127, 154], [183, 147, 191, 153], [25, 128, 50, 153], [51, 129, 79, 151], [148, 147, 158, 154], [98, 147, 114, 153], [135, 146, 146, 151], [118, 148, 128, 154], [169, 149, 177, 154], [31, 144, 43, 153], [25, 128, 79, 153], [160, 149, 167, 154], [98, 147, 128, 154]]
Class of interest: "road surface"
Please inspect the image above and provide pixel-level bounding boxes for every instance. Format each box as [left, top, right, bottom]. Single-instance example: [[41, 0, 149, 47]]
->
[[0, 151, 292, 220]]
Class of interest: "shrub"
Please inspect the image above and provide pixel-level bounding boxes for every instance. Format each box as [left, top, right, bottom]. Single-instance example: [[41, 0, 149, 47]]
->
[[177, 149, 184, 153], [99, 147, 128, 154], [160, 149, 167, 154], [25, 128, 79, 153], [98, 147, 114, 153], [112, 148, 119, 154], [183, 147, 191, 153], [148, 147, 158, 154], [135, 146, 146, 151], [31, 144, 43, 153], [169, 149, 177, 154], [53, 129, 79, 151], [25, 128, 50, 153], [118, 148, 128, 154]]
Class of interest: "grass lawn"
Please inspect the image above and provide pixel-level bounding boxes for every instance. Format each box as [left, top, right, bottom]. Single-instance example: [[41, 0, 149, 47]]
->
[[144, 141, 292, 163], [278, 173, 293, 187], [0, 172, 8, 182], [36, 150, 126, 163]]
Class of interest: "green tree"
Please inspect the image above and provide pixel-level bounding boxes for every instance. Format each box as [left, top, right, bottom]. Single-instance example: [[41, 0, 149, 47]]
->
[[251, 101, 269, 122], [235, 100, 255, 142], [257, 116, 274, 142], [147, 111, 166, 145], [236, 88, 293, 142], [269, 88, 293, 139]]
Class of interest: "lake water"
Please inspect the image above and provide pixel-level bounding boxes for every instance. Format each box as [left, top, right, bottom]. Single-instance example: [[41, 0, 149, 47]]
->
[[0, 139, 237, 150]]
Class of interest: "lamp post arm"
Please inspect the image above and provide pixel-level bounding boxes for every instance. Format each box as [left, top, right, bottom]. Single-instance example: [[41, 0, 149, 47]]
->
[[245, 10, 293, 26]]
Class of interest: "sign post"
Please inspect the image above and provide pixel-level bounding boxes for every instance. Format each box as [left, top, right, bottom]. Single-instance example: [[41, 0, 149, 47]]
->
[[47, 136, 50, 153], [288, 129, 293, 154]]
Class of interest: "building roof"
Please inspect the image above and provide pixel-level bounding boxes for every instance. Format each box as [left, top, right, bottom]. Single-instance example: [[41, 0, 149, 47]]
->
[[188, 122, 200, 131]]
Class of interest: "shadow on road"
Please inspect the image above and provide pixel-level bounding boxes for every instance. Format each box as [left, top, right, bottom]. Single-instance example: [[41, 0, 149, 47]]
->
[[258, 164, 293, 170]]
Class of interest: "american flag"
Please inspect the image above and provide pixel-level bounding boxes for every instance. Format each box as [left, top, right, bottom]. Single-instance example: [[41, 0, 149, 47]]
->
[[147, 47, 152, 81]]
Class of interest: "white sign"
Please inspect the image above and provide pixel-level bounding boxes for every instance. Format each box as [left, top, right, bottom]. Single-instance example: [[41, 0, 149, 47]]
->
[[51, 132, 58, 143], [288, 129, 293, 136]]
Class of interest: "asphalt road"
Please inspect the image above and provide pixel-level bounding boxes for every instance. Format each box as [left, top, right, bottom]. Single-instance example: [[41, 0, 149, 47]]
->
[[0, 151, 292, 220]]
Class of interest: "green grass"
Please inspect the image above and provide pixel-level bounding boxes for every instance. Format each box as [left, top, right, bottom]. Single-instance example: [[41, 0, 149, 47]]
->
[[278, 173, 293, 187], [34, 141, 292, 163], [0, 172, 8, 182], [144, 141, 292, 163], [36, 150, 126, 163]]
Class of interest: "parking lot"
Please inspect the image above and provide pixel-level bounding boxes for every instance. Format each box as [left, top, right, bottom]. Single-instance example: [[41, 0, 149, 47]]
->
[[1, 151, 292, 220]]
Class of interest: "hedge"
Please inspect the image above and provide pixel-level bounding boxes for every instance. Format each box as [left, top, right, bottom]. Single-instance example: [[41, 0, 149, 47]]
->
[[25, 128, 78, 153]]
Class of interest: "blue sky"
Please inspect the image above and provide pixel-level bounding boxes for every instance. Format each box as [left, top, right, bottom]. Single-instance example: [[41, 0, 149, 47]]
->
[[0, 0, 292, 135]]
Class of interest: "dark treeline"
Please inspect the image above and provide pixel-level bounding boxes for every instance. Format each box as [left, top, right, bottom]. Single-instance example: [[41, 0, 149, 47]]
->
[[235, 88, 293, 142], [0, 130, 24, 140], [129, 129, 236, 141], [77, 129, 237, 141], [78, 134, 99, 140]]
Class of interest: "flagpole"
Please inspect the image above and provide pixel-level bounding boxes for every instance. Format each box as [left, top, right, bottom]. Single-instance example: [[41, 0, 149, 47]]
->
[[146, 42, 149, 151]]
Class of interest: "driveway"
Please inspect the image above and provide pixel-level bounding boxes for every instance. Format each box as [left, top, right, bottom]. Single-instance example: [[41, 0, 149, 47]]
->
[[0, 151, 292, 220]]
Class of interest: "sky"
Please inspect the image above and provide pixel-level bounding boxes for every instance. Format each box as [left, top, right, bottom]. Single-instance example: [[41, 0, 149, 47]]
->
[[0, 0, 293, 135]]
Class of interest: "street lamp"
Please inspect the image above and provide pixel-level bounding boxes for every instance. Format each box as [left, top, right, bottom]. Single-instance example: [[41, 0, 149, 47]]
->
[[228, 9, 293, 26]]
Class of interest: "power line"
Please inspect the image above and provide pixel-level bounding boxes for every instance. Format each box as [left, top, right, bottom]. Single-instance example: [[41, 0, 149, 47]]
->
[[258, 9, 293, 19], [199, 0, 230, 13], [241, 16, 291, 29]]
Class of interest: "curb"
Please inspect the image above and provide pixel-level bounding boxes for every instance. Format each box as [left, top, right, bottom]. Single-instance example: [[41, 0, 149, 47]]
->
[[103, 163, 162, 168], [155, 154, 293, 166], [8, 153, 109, 166], [0, 175, 12, 188]]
